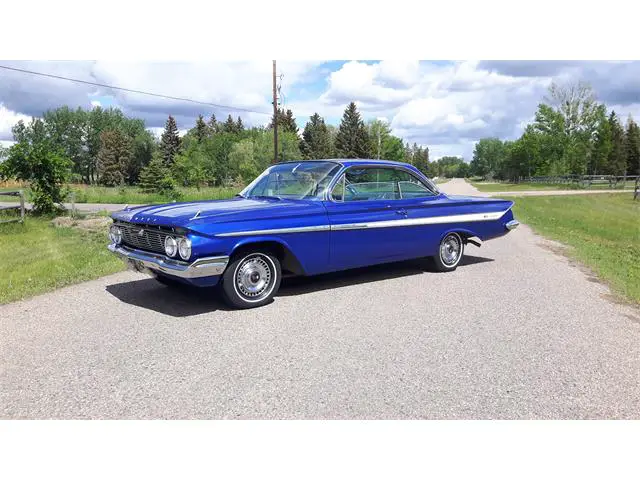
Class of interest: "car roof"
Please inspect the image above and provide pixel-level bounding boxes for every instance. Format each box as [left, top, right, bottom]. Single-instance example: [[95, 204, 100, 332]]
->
[[277, 158, 414, 168]]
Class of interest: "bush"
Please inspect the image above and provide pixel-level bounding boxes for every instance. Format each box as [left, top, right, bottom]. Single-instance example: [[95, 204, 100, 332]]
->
[[0, 138, 70, 215]]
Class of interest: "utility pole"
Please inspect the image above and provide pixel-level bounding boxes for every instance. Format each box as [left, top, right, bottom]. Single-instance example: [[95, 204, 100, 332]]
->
[[272, 60, 278, 164]]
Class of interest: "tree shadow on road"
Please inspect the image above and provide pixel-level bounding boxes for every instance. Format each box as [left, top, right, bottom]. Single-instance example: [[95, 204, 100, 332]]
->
[[104, 255, 494, 315]]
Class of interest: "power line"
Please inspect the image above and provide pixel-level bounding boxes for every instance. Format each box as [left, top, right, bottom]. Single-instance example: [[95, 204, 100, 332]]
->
[[0, 64, 271, 116]]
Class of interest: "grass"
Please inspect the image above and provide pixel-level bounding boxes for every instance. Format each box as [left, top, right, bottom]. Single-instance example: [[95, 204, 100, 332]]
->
[[0, 185, 240, 205], [0, 215, 125, 304], [471, 181, 637, 192], [507, 194, 640, 304]]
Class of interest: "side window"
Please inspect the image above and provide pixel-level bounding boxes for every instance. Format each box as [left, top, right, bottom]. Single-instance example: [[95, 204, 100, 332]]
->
[[334, 167, 435, 202], [396, 174, 435, 198], [342, 168, 400, 201]]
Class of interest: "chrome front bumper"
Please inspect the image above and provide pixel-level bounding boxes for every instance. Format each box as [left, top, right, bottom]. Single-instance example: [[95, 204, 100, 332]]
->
[[505, 219, 520, 230], [108, 244, 229, 279]]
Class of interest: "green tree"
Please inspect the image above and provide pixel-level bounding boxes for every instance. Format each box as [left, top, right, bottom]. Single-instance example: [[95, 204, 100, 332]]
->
[[269, 108, 299, 134], [139, 152, 181, 199], [367, 119, 406, 162], [335, 102, 370, 158], [625, 116, 640, 175], [222, 115, 237, 134], [194, 114, 208, 143], [172, 143, 208, 187], [229, 139, 258, 182], [208, 114, 218, 134], [96, 130, 133, 186], [300, 113, 333, 159], [470, 138, 507, 179], [589, 108, 612, 175], [160, 115, 181, 167], [607, 111, 626, 176], [0, 119, 71, 214], [235, 116, 244, 133]]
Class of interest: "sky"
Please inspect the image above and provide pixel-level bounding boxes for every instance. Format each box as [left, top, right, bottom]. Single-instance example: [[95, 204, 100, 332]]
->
[[1, 60, 639, 160]]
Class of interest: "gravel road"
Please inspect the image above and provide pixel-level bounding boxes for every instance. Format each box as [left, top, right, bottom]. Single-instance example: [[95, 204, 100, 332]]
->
[[1, 179, 639, 419]]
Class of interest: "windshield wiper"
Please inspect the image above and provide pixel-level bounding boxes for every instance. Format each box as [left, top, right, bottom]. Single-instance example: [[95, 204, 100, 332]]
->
[[235, 193, 245, 198]]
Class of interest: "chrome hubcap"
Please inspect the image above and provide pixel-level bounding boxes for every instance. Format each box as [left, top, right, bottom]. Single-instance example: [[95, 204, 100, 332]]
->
[[236, 255, 272, 299], [440, 235, 461, 266]]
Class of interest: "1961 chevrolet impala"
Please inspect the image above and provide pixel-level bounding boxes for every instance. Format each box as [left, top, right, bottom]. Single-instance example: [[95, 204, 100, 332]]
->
[[108, 159, 519, 308]]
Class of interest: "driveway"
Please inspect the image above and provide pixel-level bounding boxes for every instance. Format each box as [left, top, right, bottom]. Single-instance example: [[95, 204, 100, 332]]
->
[[1, 179, 639, 419]]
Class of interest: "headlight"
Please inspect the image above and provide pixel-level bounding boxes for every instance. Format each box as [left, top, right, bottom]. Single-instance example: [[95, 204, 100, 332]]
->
[[164, 236, 178, 257], [109, 225, 122, 245], [178, 237, 192, 260]]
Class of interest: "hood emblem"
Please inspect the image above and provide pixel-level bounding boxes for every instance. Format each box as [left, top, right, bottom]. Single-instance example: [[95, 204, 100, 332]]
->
[[138, 229, 145, 236]]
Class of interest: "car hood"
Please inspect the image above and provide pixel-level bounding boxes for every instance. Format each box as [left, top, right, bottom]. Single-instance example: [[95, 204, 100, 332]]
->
[[111, 197, 325, 232]]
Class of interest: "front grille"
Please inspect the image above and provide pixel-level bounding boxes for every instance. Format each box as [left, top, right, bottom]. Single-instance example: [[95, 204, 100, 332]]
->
[[118, 223, 168, 254]]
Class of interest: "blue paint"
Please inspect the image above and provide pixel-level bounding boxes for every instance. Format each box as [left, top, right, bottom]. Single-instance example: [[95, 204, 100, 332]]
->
[[111, 159, 517, 286]]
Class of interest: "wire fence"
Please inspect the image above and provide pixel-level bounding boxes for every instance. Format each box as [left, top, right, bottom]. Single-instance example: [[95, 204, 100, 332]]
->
[[517, 175, 640, 189]]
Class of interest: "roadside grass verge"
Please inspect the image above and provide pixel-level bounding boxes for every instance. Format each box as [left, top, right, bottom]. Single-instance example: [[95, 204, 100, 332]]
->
[[472, 181, 636, 192], [0, 185, 240, 205], [507, 194, 640, 304], [0, 215, 125, 304]]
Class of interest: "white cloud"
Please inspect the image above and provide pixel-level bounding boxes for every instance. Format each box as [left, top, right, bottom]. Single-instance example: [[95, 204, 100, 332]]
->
[[0, 104, 32, 141], [2, 60, 640, 162]]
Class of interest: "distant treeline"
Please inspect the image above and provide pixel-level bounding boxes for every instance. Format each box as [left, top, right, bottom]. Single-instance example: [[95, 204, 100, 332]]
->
[[469, 82, 640, 180]]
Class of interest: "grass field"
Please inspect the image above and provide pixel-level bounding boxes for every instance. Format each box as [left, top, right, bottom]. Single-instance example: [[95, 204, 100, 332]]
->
[[0, 215, 125, 304], [508, 194, 640, 304], [472, 181, 636, 192], [0, 185, 240, 205]]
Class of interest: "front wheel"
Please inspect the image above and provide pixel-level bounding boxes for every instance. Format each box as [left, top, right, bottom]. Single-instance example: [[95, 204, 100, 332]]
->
[[221, 251, 282, 309], [432, 232, 464, 272]]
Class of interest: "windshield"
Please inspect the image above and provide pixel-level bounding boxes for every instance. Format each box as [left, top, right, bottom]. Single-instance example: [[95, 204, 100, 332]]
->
[[240, 161, 342, 200]]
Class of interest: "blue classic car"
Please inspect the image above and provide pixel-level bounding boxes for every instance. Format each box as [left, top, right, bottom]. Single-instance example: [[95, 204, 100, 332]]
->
[[108, 159, 519, 308]]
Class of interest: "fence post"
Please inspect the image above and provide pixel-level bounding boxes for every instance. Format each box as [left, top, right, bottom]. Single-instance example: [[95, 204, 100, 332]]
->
[[19, 189, 25, 223]]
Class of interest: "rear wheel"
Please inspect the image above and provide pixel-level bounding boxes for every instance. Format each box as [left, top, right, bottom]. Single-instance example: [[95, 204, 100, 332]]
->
[[432, 232, 464, 272], [221, 251, 282, 309]]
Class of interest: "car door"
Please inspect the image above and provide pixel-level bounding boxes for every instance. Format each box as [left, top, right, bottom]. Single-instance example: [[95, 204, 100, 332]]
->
[[322, 166, 415, 270], [392, 169, 445, 258]]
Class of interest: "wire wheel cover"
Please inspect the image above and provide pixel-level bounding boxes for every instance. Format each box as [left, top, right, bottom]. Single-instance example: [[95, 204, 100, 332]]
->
[[440, 235, 461, 266], [235, 255, 273, 299]]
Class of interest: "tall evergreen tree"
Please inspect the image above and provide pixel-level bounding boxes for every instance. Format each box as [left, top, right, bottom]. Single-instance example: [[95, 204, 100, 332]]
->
[[160, 115, 181, 167], [269, 108, 298, 134], [208, 114, 218, 134], [625, 116, 640, 175], [235, 116, 244, 133], [96, 129, 132, 186], [283, 109, 298, 134], [335, 102, 370, 159], [607, 111, 626, 175], [222, 114, 237, 134], [300, 113, 332, 159], [194, 114, 207, 143]]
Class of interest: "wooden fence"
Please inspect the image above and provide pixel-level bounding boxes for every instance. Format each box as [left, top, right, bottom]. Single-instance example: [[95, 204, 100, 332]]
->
[[519, 175, 639, 189], [0, 190, 26, 224]]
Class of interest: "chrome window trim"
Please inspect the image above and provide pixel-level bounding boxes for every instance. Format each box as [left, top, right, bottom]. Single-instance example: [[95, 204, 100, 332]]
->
[[323, 164, 439, 203]]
